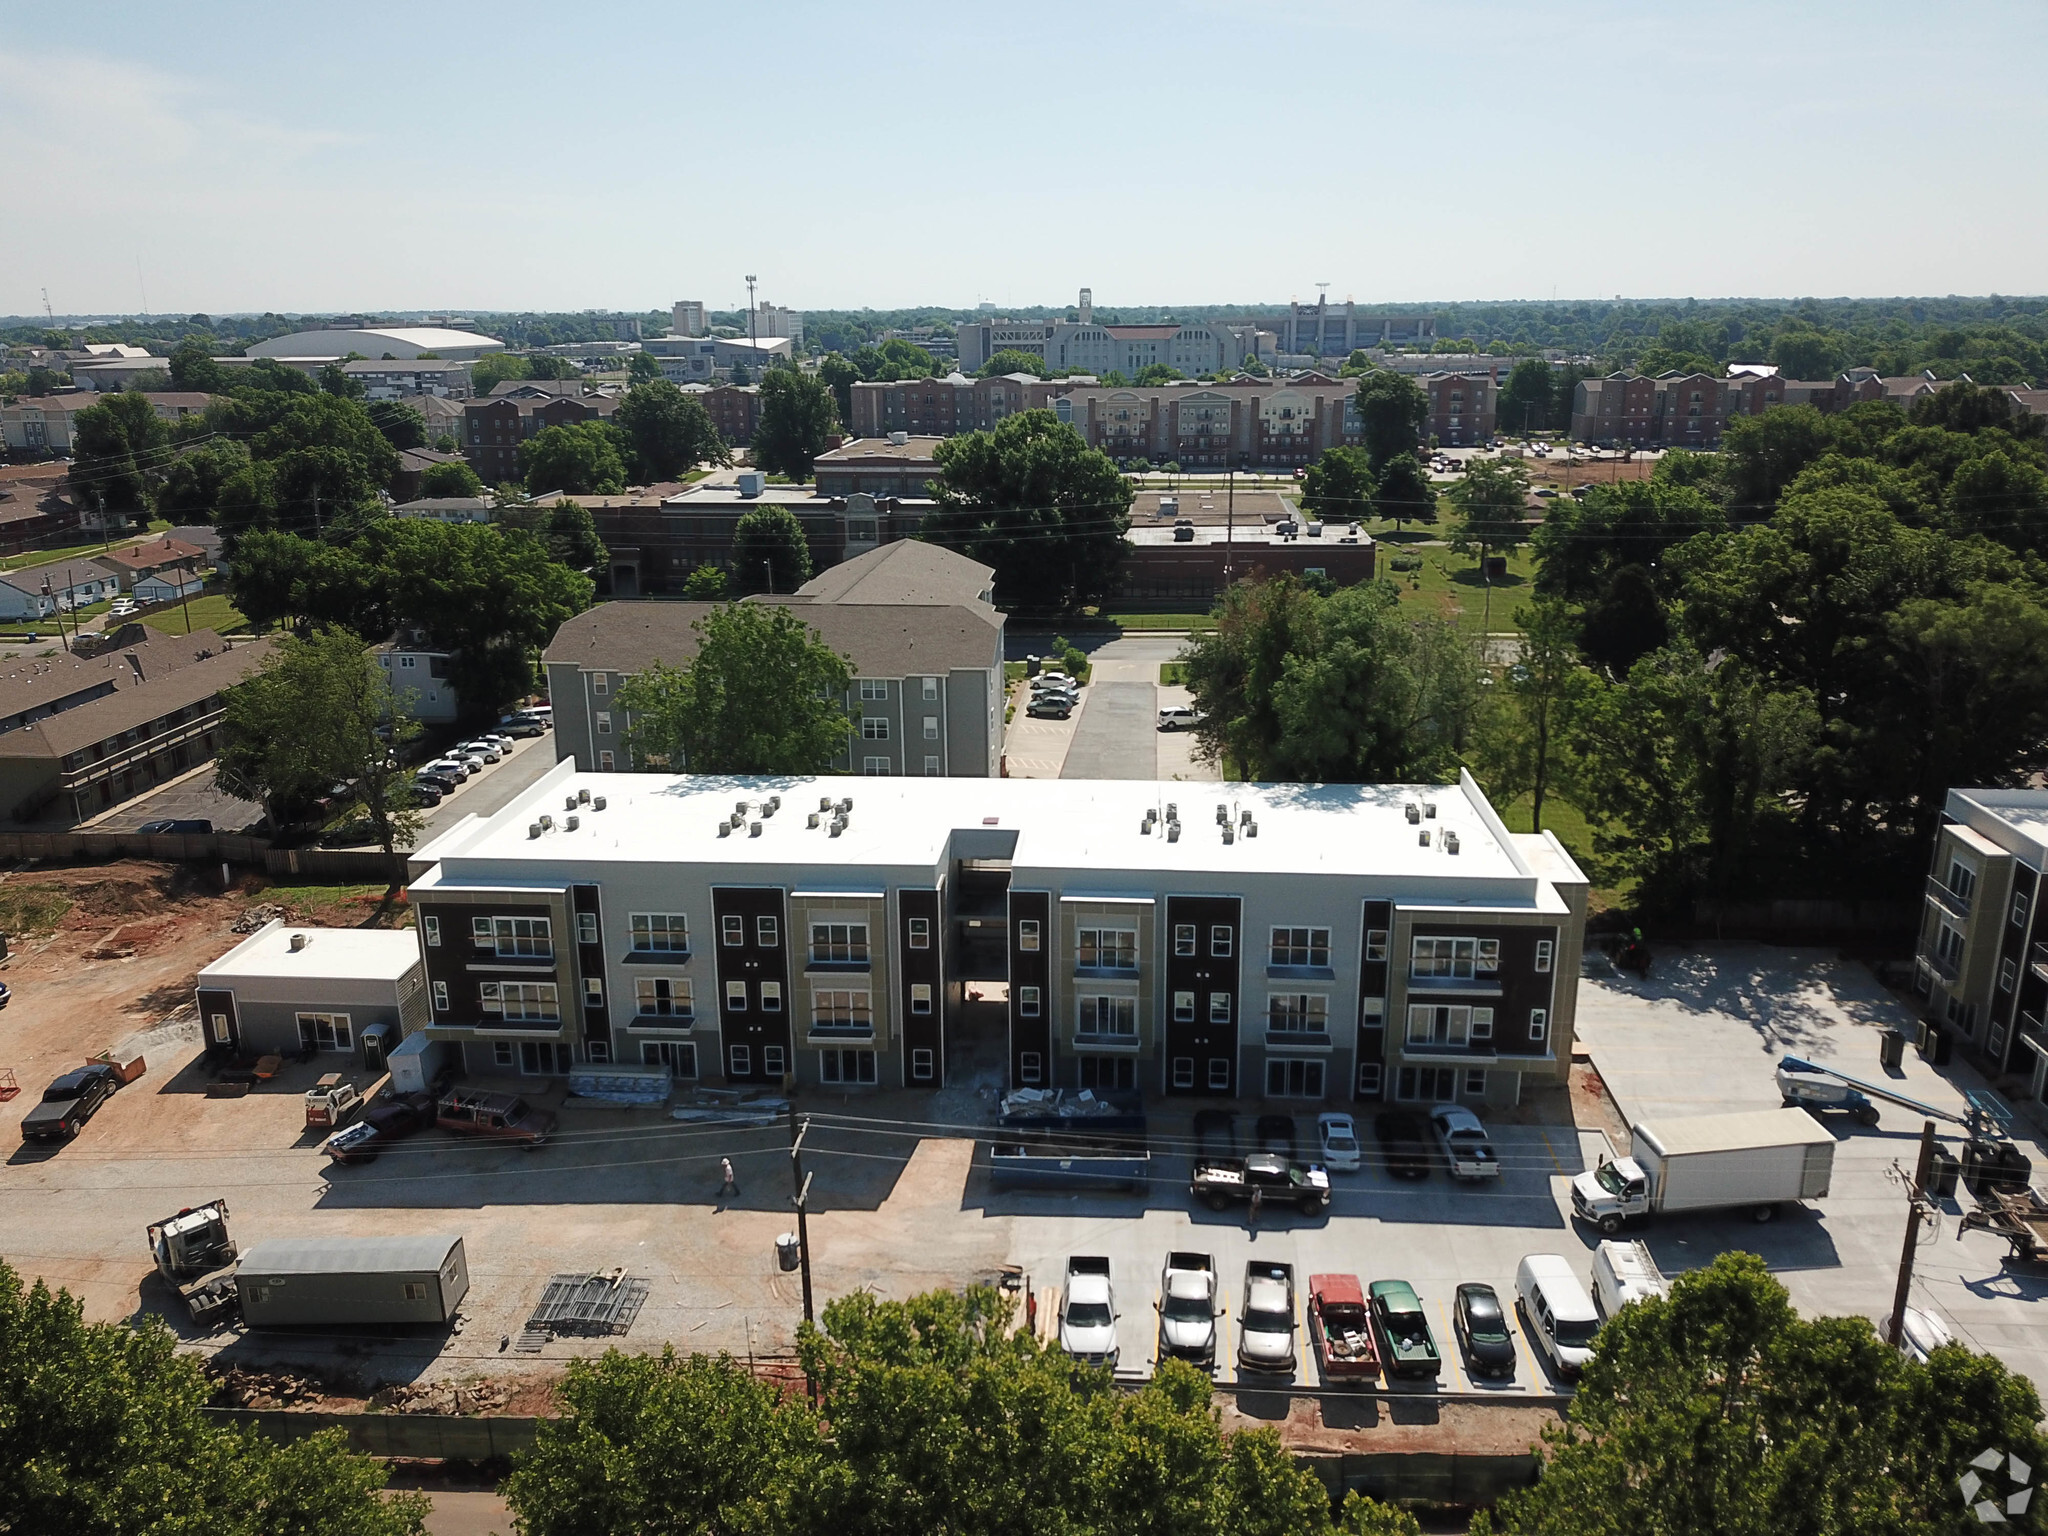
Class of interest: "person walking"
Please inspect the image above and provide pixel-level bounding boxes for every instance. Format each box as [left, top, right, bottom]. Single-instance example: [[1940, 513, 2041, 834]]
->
[[720, 1156, 739, 1199], [1248, 1183, 1263, 1232]]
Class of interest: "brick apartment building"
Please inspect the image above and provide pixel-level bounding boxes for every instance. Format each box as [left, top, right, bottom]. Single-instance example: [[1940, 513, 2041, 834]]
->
[[1051, 376, 1362, 469], [463, 393, 619, 484], [589, 486, 931, 599], [1420, 371, 1497, 447], [1570, 366, 1957, 447], [848, 374, 1072, 438], [684, 384, 760, 446]]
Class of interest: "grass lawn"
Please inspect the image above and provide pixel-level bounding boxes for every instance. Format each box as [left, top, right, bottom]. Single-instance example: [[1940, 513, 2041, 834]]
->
[[1004, 660, 1029, 683], [242, 880, 410, 928], [1, 536, 127, 571], [1159, 662, 1187, 686], [140, 593, 249, 636], [1100, 612, 1219, 632], [1385, 545, 1537, 636]]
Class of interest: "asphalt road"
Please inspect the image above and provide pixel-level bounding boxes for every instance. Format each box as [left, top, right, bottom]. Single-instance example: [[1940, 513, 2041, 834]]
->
[[1060, 681, 1157, 779]]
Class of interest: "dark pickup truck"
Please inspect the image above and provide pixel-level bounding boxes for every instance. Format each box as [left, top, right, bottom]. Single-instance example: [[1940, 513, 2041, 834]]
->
[[1190, 1152, 1331, 1215], [21, 1063, 121, 1143]]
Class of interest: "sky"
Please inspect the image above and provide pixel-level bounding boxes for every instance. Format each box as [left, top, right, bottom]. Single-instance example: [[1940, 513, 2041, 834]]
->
[[4, 0, 2046, 319]]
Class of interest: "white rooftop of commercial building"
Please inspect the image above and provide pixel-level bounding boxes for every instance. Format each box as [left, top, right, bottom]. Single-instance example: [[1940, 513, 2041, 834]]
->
[[198, 920, 421, 983], [1948, 787, 2048, 861], [415, 761, 1581, 904]]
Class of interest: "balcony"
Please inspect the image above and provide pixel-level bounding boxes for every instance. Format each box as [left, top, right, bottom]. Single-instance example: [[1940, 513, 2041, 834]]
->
[[806, 1020, 876, 1043], [622, 946, 690, 965], [1926, 947, 1962, 984], [2032, 942, 2048, 982], [1405, 971, 1503, 997], [1264, 1026, 1333, 1050], [2020, 1012, 2047, 1055], [627, 1010, 694, 1031], [1925, 878, 1974, 920], [1073, 1030, 1141, 1050]]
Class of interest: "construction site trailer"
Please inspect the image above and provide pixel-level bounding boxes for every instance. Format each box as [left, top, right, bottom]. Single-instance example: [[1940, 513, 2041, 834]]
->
[[235, 1233, 469, 1328]]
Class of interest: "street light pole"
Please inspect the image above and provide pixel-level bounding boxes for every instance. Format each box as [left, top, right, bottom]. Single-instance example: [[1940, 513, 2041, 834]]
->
[[1886, 1120, 1938, 1348], [789, 1113, 815, 1327]]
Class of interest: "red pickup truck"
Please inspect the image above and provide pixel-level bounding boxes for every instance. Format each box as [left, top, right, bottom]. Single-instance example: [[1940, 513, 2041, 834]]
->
[[1307, 1273, 1380, 1384]]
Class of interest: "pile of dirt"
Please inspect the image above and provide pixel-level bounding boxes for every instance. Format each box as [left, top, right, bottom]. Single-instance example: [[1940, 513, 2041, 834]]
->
[[65, 877, 169, 921], [232, 903, 295, 934], [209, 1367, 329, 1410], [370, 1379, 514, 1416]]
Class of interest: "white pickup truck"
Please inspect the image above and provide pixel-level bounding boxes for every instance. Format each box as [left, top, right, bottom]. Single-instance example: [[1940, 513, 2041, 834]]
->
[[1059, 1256, 1119, 1368], [1430, 1105, 1501, 1181]]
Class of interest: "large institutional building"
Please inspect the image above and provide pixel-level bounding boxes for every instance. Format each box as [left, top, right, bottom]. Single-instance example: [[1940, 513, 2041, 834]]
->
[[405, 766, 1588, 1106]]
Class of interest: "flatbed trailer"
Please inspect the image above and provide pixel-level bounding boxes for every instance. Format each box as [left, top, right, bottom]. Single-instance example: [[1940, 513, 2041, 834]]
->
[[1960, 1188, 2048, 1264]]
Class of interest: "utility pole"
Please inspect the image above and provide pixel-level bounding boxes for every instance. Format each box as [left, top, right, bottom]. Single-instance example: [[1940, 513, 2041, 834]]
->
[[788, 1112, 815, 1325], [175, 562, 195, 635], [746, 275, 758, 347], [1224, 465, 1235, 584], [40, 577, 69, 653], [1887, 1120, 1938, 1348]]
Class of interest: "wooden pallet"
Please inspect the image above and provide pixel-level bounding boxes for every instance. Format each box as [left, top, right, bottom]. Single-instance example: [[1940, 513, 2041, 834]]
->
[[0, 1067, 17, 1102]]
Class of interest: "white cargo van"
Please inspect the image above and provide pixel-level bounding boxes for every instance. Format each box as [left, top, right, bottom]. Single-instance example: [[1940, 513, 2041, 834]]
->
[[1590, 1239, 1668, 1317], [1516, 1254, 1600, 1377]]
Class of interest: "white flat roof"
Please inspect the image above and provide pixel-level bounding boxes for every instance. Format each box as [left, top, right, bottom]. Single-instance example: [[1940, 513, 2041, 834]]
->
[[199, 920, 420, 984], [415, 763, 1581, 902]]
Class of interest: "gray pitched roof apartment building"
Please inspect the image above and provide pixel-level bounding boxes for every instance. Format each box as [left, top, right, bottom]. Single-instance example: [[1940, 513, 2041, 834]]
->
[[542, 541, 1004, 778]]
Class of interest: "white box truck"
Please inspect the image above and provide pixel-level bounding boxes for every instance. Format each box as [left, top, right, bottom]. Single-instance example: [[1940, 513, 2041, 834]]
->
[[1571, 1109, 1834, 1233]]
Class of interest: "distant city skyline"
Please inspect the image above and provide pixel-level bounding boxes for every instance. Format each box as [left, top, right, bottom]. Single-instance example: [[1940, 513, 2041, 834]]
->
[[4, 0, 2045, 317]]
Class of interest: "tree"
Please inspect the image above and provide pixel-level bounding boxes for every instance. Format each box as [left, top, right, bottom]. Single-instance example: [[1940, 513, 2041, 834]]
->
[[925, 409, 1133, 611], [1134, 363, 1184, 386], [168, 339, 233, 394], [524, 355, 580, 382], [626, 350, 662, 385], [155, 440, 249, 524], [318, 361, 366, 399], [977, 348, 1046, 379], [1719, 403, 1840, 515], [729, 361, 752, 386], [683, 563, 731, 598], [732, 505, 814, 595], [471, 354, 529, 394], [1239, 354, 1270, 377], [1350, 371, 1429, 468], [1472, 600, 1586, 833], [1531, 477, 1723, 604], [1498, 358, 1554, 435], [1578, 563, 1670, 677], [540, 499, 607, 570], [614, 380, 730, 482], [0, 1260, 427, 1536], [1341, 348, 1375, 375], [617, 603, 851, 773], [752, 369, 839, 481], [419, 460, 485, 498], [1770, 322, 1847, 380], [519, 421, 627, 495], [1372, 453, 1436, 530], [819, 351, 861, 421], [366, 399, 426, 452], [1448, 458, 1531, 563], [1474, 1252, 2048, 1536], [1300, 447, 1375, 522], [71, 391, 170, 519]]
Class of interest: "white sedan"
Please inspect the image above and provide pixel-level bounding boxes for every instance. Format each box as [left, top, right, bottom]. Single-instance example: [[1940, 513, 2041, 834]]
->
[[1316, 1111, 1363, 1172]]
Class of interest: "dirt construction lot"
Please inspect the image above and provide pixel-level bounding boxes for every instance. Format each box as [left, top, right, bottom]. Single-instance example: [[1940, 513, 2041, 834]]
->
[[1, 865, 2044, 1425]]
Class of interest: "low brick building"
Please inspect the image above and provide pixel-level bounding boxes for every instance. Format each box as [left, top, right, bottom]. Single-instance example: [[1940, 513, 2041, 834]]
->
[[463, 393, 619, 484]]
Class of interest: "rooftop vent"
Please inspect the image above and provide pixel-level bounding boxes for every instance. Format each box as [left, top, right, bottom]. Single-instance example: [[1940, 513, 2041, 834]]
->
[[820, 796, 834, 811], [1246, 819, 1259, 838], [717, 821, 731, 838], [1240, 809, 1253, 828], [837, 798, 853, 815], [578, 787, 591, 806], [889, 430, 909, 445], [565, 814, 580, 831], [766, 795, 782, 813], [288, 932, 308, 952], [829, 818, 845, 838], [729, 812, 745, 830], [808, 812, 821, 828], [735, 800, 751, 816], [538, 814, 554, 830], [1424, 801, 1437, 819], [1167, 822, 1181, 843], [1141, 819, 1152, 834], [1215, 803, 1229, 825], [1405, 802, 1421, 824], [1418, 829, 1431, 847], [565, 794, 579, 811], [529, 822, 544, 839], [1222, 824, 1235, 844], [1166, 802, 1178, 820]]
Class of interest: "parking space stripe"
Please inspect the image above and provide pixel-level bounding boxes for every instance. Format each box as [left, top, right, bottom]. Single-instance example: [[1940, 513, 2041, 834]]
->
[[1538, 1128, 1565, 1174], [1433, 1296, 1466, 1391]]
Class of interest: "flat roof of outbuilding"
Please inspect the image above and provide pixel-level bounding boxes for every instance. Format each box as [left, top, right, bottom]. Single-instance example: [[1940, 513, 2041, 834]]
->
[[198, 920, 422, 984]]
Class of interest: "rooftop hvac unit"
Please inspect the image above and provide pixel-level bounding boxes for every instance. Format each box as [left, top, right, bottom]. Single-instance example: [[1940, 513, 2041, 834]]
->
[[736, 470, 766, 496], [539, 814, 554, 830], [749, 821, 763, 838], [729, 812, 745, 829], [766, 795, 782, 812], [718, 822, 731, 838], [829, 819, 845, 838], [1423, 802, 1437, 819], [1167, 822, 1181, 843], [735, 800, 751, 816], [1222, 825, 1235, 844], [593, 796, 606, 811], [1246, 820, 1258, 837], [1405, 802, 1421, 824], [820, 796, 834, 811], [1418, 829, 1431, 846], [1140, 819, 1152, 834], [808, 813, 821, 828], [1240, 809, 1252, 827], [837, 798, 853, 814], [578, 787, 591, 805], [565, 814, 580, 831], [1444, 831, 1460, 854], [565, 794, 579, 810], [1166, 802, 1178, 820], [529, 822, 544, 839]]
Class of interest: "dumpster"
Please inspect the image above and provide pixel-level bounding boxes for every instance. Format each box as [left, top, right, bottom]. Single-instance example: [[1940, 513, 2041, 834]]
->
[[1879, 1029, 1907, 1073], [1927, 1144, 1961, 1201]]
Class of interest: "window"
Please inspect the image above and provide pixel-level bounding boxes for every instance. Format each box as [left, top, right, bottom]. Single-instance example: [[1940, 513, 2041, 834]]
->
[[1357, 1061, 1383, 1097], [760, 981, 782, 1013], [431, 981, 449, 1012], [729, 1044, 751, 1076], [296, 1012, 352, 1050], [1018, 919, 1041, 952], [2015, 890, 2031, 927], [1266, 1058, 1325, 1097], [863, 756, 890, 775], [923, 717, 939, 740], [722, 915, 744, 947], [811, 989, 871, 1031], [490, 982, 560, 1021], [908, 917, 930, 950], [1173, 990, 1196, 1023], [643, 1041, 697, 1076], [490, 917, 552, 958], [922, 677, 939, 700], [1209, 992, 1232, 1024], [1077, 927, 1138, 970], [472, 916, 493, 943], [809, 922, 870, 965], [403, 1281, 428, 1301], [1949, 860, 1978, 904], [596, 712, 612, 735], [1270, 926, 1330, 968], [1478, 938, 1500, 973], [1208, 1057, 1231, 1089], [577, 911, 599, 946], [910, 1047, 934, 1081], [599, 750, 615, 771], [820, 1048, 876, 1084], [2001, 957, 2018, 993], [1470, 1007, 1495, 1040], [1935, 924, 1965, 972], [1529, 1008, 1549, 1043], [1396, 1065, 1461, 1102], [583, 978, 604, 1007], [494, 1041, 516, 1067], [1407, 1003, 1472, 1046], [1365, 928, 1388, 963], [755, 915, 778, 947], [1018, 986, 1041, 1017], [1463, 1069, 1488, 1097], [1019, 1052, 1043, 1085], [636, 977, 691, 1018], [910, 983, 932, 1015], [1172, 1057, 1195, 1089], [1362, 995, 1385, 1027], [1535, 939, 1554, 973], [860, 679, 888, 700], [631, 914, 689, 953], [423, 915, 441, 947], [1210, 925, 1232, 957], [1268, 994, 1328, 1034], [726, 980, 748, 1012], [1174, 923, 1197, 956], [1078, 995, 1137, 1036], [861, 717, 890, 739], [923, 755, 940, 775], [1411, 936, 1479, 979], [593, 673, 609, 696]]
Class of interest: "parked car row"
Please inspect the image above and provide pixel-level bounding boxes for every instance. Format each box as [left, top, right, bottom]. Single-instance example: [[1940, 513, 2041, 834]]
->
[[412, 708, 548, 806], [324, 1085, 556, 1163], [1189, 1108, 1498, 1186], [1023, 669, 1082, 721]]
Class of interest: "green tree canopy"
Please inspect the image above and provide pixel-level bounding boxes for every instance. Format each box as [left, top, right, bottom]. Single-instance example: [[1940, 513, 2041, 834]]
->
[[366, 399, 426, 452], [1531, 477, 1724, 603], [614, 379, 730, 482], [1133, 363, 1184, 386], [732, 505, 814, 595], [977, 348, 1046, 378], [519, 420, 628, 495], [1475, 1252, 2048, 1536], [818, 351, 861, 421], [852, 338, 942, 382], [1372, 452, 1437, 529], [471, 354, 529, 394], [154, 439, 249, 524], [682, 563, 731, 599], [1300, 447, 1375, 521], [71, 391, 170, 519], [626, 350, 662, 385], [1350, 371, 1429, 467], [168, 339, 234, 394], [0, 1260, 426, 1536], [752, 368, 839, 481], [1472, 599, 1588, 833], [1499, 358, 1556, 434], [1448, 458, 1532, 560], [925, 409, 1132, 611], [419, 460, 485, 498], [616, 602, 852, 773]]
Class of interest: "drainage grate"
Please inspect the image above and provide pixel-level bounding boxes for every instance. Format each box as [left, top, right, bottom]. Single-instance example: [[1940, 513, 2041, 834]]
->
[[521, 1270, 651, 1343]]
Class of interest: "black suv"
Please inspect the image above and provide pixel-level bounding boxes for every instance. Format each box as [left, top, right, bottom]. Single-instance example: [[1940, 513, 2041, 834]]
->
[[20, 1063, 121, 1143]]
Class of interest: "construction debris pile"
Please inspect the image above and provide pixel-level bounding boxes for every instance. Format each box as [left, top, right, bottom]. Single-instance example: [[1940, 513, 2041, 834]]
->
[[209, 1367, 327, 1409], [370, 1379, 513, 1416], [998, 1088, 1130, 1121], [232, 903, 295, 934]]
